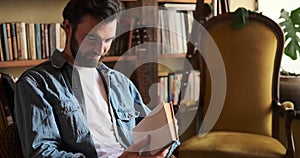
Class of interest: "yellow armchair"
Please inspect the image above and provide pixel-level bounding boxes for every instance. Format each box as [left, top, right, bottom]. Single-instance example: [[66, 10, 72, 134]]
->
[[178, 11, 296, 158]]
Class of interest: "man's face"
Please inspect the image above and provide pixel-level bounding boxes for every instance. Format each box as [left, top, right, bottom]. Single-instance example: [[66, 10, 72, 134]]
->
[[70, 15, 117, 67]]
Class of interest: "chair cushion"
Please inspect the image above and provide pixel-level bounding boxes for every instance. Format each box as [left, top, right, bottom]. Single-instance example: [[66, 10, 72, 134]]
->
[[178, 131, 286, 158], [0, 123, 23, 158]]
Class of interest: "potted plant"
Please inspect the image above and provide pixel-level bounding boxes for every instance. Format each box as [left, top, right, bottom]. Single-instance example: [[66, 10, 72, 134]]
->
[[278, 7, 300, 111]]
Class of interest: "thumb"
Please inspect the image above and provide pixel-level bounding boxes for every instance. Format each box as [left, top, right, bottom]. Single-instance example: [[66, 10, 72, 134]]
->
[[127, 135, 151, 152]]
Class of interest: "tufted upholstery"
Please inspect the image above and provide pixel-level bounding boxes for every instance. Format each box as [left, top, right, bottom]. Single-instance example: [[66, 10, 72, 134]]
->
[[177, 11, 296, 158]]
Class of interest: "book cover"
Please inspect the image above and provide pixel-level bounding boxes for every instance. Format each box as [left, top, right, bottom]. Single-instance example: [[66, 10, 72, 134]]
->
[[132, 102, 178, 156]]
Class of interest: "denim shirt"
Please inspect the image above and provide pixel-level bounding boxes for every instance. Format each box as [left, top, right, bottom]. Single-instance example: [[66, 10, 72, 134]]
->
[[14, 50, 179, 158]]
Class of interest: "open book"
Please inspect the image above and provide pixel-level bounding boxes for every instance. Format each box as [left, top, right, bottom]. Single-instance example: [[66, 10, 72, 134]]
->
[[132, 102, 179, 156]]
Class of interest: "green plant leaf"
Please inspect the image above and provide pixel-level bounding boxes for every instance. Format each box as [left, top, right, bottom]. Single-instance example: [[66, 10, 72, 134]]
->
[[279, 8, 300, 60], [231, 7, 249, 29]]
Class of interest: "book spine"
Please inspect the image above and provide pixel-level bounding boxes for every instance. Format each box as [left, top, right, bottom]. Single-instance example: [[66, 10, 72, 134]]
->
[[6, 23, 14, 60], [25, 23, 31, 60], [27, 23, 36, 60], [55, 23, 61, 50], [10, 23, 18, 60], [35, 23, 42, 59], [40, 24, 46, 59], [16, 22, 28, 60], [60, 26, 66, 49], [1, 23, 10, 61], [44, 24, 49, 58], [48, 23, 56, 56], [0, 27, 4, 61]]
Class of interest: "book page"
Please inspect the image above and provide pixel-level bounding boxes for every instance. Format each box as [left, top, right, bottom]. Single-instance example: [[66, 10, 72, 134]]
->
[[132, 102, 178, 155]]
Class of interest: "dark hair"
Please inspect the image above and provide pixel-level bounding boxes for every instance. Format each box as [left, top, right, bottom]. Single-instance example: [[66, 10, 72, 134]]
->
[[63, 0, 123, 26]]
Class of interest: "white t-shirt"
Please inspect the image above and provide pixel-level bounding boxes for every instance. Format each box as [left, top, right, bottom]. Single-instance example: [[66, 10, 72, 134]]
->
[[75, 65, 124, 158]]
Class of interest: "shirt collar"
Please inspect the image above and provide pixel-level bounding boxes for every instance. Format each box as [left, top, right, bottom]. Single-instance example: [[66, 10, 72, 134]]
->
[[50, 49, 71, 68]]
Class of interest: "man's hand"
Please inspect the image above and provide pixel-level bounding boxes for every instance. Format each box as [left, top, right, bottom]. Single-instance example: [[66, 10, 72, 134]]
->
[[118, 135, 169, 158]]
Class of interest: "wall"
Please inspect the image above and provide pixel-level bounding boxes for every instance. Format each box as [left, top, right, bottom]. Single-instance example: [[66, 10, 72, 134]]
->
[[258, 0, 300, 75]]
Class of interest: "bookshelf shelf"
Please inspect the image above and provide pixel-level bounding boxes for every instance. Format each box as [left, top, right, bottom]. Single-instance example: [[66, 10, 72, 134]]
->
[[0, 60, 47, 68], [0, 55, 139, 68], [158, 0, 196, 3], [160, 53, 186, 58], [158, 0, 211, 3]]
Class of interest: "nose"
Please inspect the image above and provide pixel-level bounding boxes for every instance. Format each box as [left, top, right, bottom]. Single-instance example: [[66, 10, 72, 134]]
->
[[95, 41, 108, 54]]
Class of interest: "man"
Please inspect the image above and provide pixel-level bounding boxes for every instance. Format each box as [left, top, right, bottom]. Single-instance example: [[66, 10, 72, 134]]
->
[[14, 0, 179, 157]]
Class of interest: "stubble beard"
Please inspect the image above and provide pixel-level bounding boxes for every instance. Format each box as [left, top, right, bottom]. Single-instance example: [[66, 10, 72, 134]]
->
[[70, 35, 101, 67]]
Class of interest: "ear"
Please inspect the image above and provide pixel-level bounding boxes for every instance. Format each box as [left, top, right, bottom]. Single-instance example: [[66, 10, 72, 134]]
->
[[62, 19, 72, 35]]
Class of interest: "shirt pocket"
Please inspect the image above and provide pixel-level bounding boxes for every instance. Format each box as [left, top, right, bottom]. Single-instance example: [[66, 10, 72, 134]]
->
[[53, 100, 89, 142], [115, 109, 140, 131], [115, 109, 140, 121]]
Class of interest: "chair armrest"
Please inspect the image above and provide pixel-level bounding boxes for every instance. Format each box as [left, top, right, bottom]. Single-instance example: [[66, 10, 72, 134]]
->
[[279, 101, 294, 110], [278, 101, 296, 158]]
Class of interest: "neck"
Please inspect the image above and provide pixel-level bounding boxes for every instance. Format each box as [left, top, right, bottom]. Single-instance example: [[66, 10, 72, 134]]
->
[[62, 48, 74, 64]]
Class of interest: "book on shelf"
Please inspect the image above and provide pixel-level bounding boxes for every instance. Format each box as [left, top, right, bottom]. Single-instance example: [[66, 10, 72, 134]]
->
[[16, 22, 28, 60], [158, 73, 182, 105], [1, 23, 10, 61], [6, 23, 14, 60], [180, 70, 200, 109], [158, 7, 193, 55], [60, 25, 66, 50], [48, 23, 56, 56], [109, 17, 136, 56], [163, 3, 196, 11], [26, 23, 37, 60], [40, 23, 46, 59], [55, 23, 61, 50], [10, 23, 18, 60], [0, 29, 3, 61], [126, 18, 135, 50], [44, 23, 50, 58], [35, 23, 42, 59], [132, 102, 178, 156]]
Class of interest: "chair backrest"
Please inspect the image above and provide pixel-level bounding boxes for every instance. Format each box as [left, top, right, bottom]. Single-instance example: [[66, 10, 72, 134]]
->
[[199, 11, 284, 137]]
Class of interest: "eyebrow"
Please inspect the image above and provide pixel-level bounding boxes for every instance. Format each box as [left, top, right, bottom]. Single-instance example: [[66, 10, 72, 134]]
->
[[85, 34, 116, 41]]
